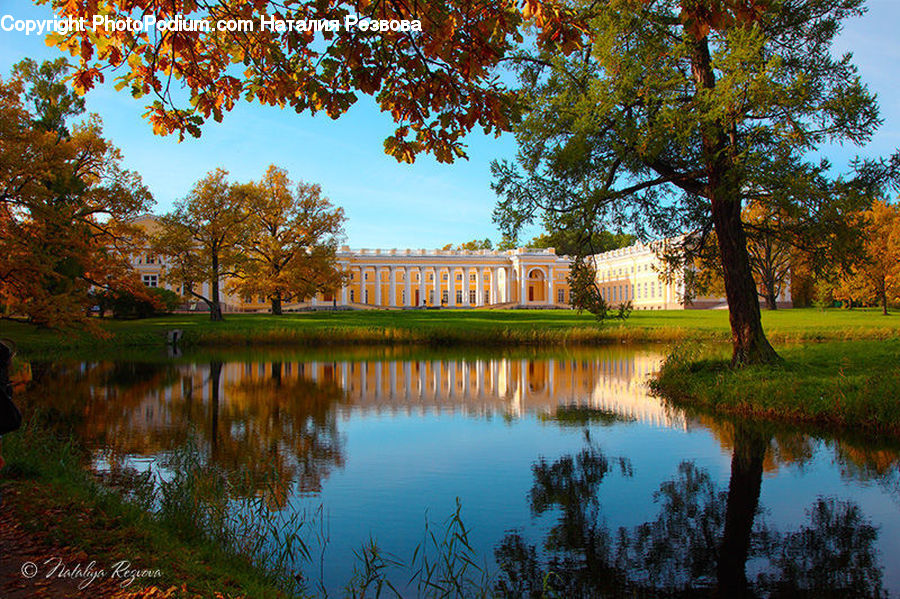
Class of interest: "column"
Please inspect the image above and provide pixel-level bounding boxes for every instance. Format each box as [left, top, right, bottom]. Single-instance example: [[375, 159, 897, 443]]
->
[[476, 267, 484, 306], [506, 268, 513, 303], [418, 267, 426, 307], [339, 263, 348, 305], [448, 266, 456, 307], [520, 267, 527, 305], [490, 267, 498, 305], [546, 266, 552, 305], [374, 266, 382, 306], [387, 266, 396, 307], [405, 267, 412, 307]]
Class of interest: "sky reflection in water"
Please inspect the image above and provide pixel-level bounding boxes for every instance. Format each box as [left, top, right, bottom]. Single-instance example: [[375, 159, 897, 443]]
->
[[18, 346, 900, 597]]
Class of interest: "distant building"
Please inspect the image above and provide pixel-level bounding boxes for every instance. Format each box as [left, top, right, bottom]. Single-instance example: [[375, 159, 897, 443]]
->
[[129, 214, 788, 311]]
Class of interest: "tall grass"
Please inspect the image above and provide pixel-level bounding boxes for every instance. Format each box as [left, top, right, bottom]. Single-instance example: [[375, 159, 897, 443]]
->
[[344, 498, 492, 599], [1, 413, 295, 597]]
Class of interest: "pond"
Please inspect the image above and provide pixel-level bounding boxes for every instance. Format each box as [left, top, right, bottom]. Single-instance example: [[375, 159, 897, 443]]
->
[[16, 345, 900, 597]]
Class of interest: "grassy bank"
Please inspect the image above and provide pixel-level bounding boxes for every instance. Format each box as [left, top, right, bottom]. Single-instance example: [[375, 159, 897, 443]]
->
[[5, 308, 900, 357], [652, 339, 900, 439], [0, 414, 301, 598]]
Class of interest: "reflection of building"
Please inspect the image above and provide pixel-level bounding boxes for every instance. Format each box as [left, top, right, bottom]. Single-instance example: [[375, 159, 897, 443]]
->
[[130, 214, 788, 310], [197, 352, 683, 428]]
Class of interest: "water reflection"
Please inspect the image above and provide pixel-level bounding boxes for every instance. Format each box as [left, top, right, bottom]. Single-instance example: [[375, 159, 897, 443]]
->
[[495, 429, 887, 598], [20, 348, 677, 448], [15, 347, 900, 595]]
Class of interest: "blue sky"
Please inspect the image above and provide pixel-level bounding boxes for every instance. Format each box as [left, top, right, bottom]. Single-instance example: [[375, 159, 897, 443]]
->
[[1, 0, 897, 249]]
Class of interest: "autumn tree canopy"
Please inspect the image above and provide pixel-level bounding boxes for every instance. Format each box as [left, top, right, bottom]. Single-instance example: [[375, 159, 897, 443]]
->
[[234, 165, 346, 315], [492, 0, 890, 365], [153, 168, 250, 321], [0, 59, 153, 328], [834, 200, 900, 314], [39, 0, 589, 162]]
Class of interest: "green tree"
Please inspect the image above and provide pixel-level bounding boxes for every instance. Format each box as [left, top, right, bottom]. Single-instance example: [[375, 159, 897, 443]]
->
[[529, 226, 635, 257], [492, 0, 885, 365], [154, 169, 250, 321], [443, 239, 494, 251], [235, 165, 347, 315]]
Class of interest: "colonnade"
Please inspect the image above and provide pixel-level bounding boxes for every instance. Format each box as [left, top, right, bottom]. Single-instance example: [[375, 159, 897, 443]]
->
[[337, 264, 528, 307]]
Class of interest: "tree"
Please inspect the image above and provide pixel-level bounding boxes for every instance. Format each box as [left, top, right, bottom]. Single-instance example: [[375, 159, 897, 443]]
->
[[834, 200, 900, 315], [443, 239, 493, 251], [154, 169, 250, 321], [529, 227, 635, 257], [492, 0, 886, 366], [0, 60, 153, 329], [234, 165, 346, 315]]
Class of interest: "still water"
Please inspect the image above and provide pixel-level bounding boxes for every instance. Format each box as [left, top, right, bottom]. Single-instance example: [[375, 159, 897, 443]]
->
[[17, 346, 900, 597]]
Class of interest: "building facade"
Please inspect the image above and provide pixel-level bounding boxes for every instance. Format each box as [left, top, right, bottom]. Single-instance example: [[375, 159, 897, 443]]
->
[[329, 246, 573, 308], [130, 214, 788, 311]]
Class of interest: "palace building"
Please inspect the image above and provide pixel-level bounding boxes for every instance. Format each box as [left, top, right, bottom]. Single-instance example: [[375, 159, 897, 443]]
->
[[129, 214, 787, 311]]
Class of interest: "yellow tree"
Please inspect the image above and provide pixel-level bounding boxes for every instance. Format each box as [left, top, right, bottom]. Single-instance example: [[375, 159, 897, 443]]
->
[[234, 165, 346, 315], [154, 169, 250, 321], [835, 200, 900, 315]]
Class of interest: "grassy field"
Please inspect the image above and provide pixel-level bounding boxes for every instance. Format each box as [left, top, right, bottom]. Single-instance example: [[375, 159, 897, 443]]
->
[[652, 338, 900, 438], [4, 307, 899, 357]]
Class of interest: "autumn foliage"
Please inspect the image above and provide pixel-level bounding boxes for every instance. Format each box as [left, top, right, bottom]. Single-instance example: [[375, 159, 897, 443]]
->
[[834, 200, 900, 314], [41, 0, 580, 162], [0, 60, 154, 329]]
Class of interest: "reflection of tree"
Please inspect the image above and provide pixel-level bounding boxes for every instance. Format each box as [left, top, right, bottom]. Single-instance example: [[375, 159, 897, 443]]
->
[[497, 432, 633, 598], [20, 358, 347, 507], [211, 360, 347, 504], [618, 462, 725, 591], [717, 424, 767, 597], [761, 498, 885, 598], [496, 431, 886, 598]]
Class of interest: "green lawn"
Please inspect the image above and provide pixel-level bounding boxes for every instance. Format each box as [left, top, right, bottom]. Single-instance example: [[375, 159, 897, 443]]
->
[[652, 338, 900, 439], [4, 307, 899, 357]]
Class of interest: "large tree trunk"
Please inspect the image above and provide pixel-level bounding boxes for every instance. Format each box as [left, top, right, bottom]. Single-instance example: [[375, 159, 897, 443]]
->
[[717, 425, 769, 598], [712, 198, 781, 365], [690, 35, 780, 366], [271, 292, 283, 315]]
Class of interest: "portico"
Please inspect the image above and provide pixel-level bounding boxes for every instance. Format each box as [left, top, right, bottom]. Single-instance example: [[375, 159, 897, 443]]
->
[[333, 247, 571, 308]]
